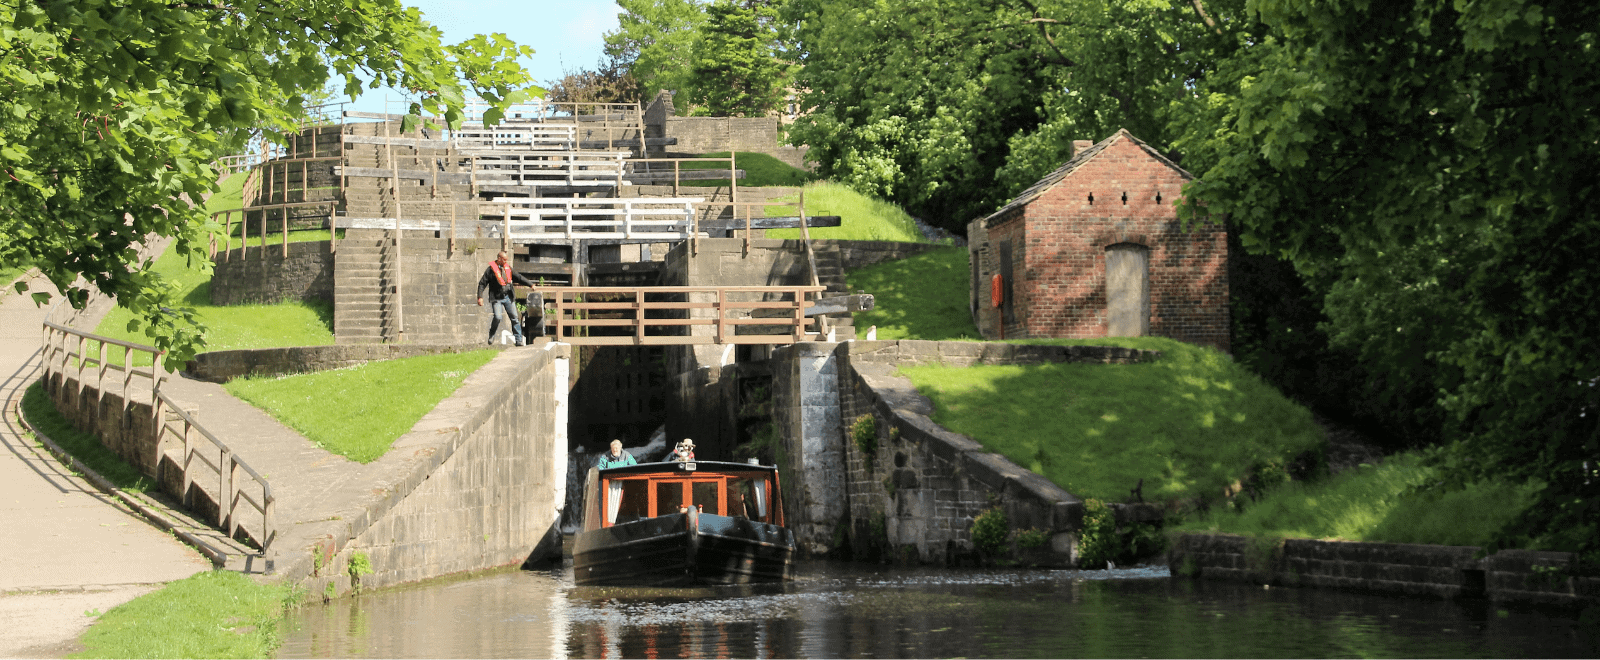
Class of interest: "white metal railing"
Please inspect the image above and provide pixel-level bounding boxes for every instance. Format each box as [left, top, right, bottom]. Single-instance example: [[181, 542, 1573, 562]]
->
[[39, 304, 276, 553]]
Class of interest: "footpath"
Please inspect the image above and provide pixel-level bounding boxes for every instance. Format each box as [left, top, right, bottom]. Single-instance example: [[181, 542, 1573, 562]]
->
[[0, 269, 213, 658]]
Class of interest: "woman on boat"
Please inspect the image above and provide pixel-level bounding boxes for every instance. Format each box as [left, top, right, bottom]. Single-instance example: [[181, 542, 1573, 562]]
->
[[595, 439, 637, 469]]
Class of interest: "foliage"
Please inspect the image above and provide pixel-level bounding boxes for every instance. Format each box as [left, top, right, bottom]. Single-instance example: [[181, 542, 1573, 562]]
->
[[94, 241, 335, 359], [0, 0, 539, 367], [971, 506, 1009, 555], [1176, 0, 1600, 561], [764, 181, 925, 241], [348, 551, 373, 592], [224, 351, 498, 463], [605, 0, 708, 105], [844, 247, 977, 340], [686, 0, 787, 117], [20, 383, 153, 493], [850, 414, 877, 459], [1076, 498, 1118, 568], [901, 336, 1325, 502], [74, 570, 291, 659], [1015, 527, 1050, 550], [545, 56, 641, 104], [1174, 451, 1539, 548], [781, 0, 1245, 230]]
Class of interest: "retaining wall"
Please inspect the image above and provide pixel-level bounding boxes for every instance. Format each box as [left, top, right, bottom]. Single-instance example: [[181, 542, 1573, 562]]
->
[[185, 343, 484, 383], [1169, 533, 1600, 607], [210, 241, 334, 305]]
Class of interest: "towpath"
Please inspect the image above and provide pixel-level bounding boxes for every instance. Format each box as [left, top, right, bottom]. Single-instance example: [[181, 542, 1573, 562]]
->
[[0, 269, 213, 658]]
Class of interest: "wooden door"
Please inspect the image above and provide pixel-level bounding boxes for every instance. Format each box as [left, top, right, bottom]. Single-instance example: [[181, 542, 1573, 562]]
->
[[1106, 244, 1150, 337]]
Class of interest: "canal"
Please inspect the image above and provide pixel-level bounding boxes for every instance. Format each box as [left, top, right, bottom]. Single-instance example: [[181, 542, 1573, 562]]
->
[[277, 560, 1596, 658]]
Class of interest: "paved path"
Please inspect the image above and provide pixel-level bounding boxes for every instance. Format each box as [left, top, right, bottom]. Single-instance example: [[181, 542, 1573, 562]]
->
[[0, 271, 213, 658]]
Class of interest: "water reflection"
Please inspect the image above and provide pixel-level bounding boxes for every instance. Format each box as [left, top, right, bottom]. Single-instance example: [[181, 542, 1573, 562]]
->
[[276, 561, 1596, 658]]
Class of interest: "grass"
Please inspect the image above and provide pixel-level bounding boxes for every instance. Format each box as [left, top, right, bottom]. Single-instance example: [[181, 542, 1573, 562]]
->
[[94, 240, 335, 359], [19, 382, 154, 492], [1172, 451, 1538, 547], [900, 336, 1325, 502], [847, 246, 979, 339], [73, 570, 292, 659], [224, 350, 499, 463], [763, 181, 927, 242], [675, 151, 815, 188]]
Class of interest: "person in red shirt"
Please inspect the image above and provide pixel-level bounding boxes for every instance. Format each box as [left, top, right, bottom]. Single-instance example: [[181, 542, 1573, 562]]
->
[[476, 251, 537, 346]]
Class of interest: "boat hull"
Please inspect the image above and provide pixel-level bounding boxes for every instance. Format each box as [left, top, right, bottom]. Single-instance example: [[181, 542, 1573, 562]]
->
[[573, 510, 795, 586]]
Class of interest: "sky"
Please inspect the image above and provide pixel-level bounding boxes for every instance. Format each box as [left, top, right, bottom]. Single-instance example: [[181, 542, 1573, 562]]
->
[[344, 0, 623, 115]]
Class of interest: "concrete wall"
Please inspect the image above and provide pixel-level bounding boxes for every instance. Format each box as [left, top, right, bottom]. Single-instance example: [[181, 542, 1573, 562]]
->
[[210, 241, 334, 305], [1170, 534, 1600, 607], [301, 344, 570, 597], [185, 344, 485, 383]]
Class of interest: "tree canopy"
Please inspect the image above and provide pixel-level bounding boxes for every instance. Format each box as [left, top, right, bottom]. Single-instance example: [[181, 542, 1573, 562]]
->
[[0, 0, 537, 362], [604, 0, 708, 106], [686, 0, 787, 116]]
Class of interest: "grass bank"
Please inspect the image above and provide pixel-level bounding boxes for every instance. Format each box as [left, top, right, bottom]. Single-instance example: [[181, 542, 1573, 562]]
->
[[73, 570, 291, 659], [19, 383, 154, 492], [1172, 451, 1539, 547], [678, 151, 814, 187], [845, 246, 976, 339], [901, 337, 1324, 502], [763, 181, 927, 242], [224, 350, 498, 463]]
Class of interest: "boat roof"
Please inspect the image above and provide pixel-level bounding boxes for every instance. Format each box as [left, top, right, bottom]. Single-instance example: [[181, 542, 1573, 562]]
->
[[596, 460, 779, 478]]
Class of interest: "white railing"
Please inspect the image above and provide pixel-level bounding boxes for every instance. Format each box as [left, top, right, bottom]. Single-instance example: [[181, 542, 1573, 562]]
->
[[40, 305, 276, 552]]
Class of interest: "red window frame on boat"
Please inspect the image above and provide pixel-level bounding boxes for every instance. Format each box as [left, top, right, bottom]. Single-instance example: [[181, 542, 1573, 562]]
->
[[599, 472, 779, 527]]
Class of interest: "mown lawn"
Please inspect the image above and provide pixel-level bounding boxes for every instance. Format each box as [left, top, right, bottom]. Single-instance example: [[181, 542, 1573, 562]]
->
[[224, 350, 499, 463], [763, 181, 927, 242], [20, 383, 154, 493], [73, 570, 291, 659], [901, 337, 1325, 502], [676, 151, 814, 188], [846, 246, 976, 339]]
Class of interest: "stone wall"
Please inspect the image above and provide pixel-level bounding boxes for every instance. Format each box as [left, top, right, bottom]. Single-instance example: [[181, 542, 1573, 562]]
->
[[811, 240, 947, 272], [387, 236, 505, 345], [1170, 533, 1600, 607], [210, 241, 334, 305], [185, 343, 485, 383], [300, 344, 570, 596]]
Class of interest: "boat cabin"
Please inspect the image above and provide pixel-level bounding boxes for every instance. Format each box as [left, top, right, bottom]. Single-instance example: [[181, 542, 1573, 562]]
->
[[582, 461, 786, 531]]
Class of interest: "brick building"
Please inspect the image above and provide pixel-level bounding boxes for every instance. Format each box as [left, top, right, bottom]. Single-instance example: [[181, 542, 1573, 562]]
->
[[966, 129, 1229, 351]]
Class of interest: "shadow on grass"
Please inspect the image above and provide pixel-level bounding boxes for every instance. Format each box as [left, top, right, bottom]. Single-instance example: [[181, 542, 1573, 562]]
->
[[19, 382, 152, 492]]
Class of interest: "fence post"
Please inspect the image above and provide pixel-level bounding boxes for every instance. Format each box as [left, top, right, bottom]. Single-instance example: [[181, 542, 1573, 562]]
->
[[220, 449, 233, 531], [182, 419, 194, 507]]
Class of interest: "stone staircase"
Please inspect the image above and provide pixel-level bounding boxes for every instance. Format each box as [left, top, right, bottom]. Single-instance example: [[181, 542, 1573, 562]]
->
[[333, 233, 399, 344], [811, 244, 856, 339]]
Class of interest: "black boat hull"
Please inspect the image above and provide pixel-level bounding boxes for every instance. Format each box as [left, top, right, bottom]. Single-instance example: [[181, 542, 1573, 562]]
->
[[573, 510, 795, 586]]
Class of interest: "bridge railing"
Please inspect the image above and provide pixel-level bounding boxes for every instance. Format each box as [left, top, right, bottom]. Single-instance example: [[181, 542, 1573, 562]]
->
[[40, 305, 276, 553], [540, 285, 827, 345]]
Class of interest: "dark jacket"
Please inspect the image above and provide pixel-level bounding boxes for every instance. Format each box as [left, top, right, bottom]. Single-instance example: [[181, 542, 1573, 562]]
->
[[478, 262, 536, 301]]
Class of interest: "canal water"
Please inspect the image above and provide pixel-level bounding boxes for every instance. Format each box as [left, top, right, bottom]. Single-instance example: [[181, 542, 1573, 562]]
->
[[277, 561, 1596, 658]]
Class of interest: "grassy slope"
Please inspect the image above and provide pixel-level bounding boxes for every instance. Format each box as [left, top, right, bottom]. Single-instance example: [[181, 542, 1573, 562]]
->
[[902, 337, 1324, 502], [1173, 452, 1538, 546], [847, 247, 978, 339], [74, 570, 290, 659], [763, 181, 927, 242], [20, 383, 154, 492], [224, 350, 498, 463], [677, 151, 814, 187]]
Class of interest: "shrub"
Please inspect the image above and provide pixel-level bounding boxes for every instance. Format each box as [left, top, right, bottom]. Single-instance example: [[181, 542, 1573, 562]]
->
[[1077, 498, 1118, 568], [972, 506, 1009, 555], [851, 414, 878, 459]]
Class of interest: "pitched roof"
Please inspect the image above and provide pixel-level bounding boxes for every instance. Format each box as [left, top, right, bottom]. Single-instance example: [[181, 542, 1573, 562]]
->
[[978, 129, 1193, 228]]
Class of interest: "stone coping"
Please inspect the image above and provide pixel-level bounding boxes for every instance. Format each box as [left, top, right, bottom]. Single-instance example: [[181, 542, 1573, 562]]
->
[[269, 344, 569, 584], [842, 339, 1158, 368], [185, 343, 488, 383], [1170, 533, 1600, 606]]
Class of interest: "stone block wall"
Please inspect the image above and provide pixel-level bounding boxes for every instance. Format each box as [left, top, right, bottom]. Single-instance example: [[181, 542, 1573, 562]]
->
[[812, 240, 947, 272], [1169, 534, 1600, 607], [185, 344, 485, 383], [663, 116, 778, 155], [968, 132, 1230, 351], [393, 238, 506, 345], [210, 241, 334, 305], [301, 344, 570, 596]]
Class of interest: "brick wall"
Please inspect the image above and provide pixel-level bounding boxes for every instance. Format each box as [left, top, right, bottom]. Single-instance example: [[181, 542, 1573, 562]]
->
[[210, 241, 334, 305], [968, 136, 1230, 351]]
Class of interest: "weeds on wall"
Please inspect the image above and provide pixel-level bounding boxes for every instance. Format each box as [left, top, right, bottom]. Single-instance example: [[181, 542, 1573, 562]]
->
[[851, 414, 877, 466], [971, 506, 1009, 555], [348, 551, 373, 592], [1077, 499, 1119, 568]]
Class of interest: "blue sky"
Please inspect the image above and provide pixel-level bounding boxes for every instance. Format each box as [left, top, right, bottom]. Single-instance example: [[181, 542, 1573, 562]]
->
[[345, 0, 623, 115]]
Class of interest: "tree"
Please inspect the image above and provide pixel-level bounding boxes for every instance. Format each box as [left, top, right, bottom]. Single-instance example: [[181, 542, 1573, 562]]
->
[[1179, 0, 1600, 561], [0, 0, 537, 363], [685, 0, 787, 117], [545, 57, 641, 105], [605, 0, 707, 105]]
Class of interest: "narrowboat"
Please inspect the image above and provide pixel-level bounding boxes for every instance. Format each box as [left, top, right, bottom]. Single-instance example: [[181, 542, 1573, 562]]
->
[[572, 460, 796, 586]]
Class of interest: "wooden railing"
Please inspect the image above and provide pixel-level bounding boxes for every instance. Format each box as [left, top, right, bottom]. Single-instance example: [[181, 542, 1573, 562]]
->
[[40, 306, 276, 552], [541, 286, 827, 346]]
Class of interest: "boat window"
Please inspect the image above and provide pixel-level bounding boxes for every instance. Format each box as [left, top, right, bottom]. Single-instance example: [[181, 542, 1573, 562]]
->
[[615, 480, 648, 524], [605, 481, 622, 525], [654, 481, 685, 516], [692, 481, 721, 516], [729, 478, 768, 520]]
